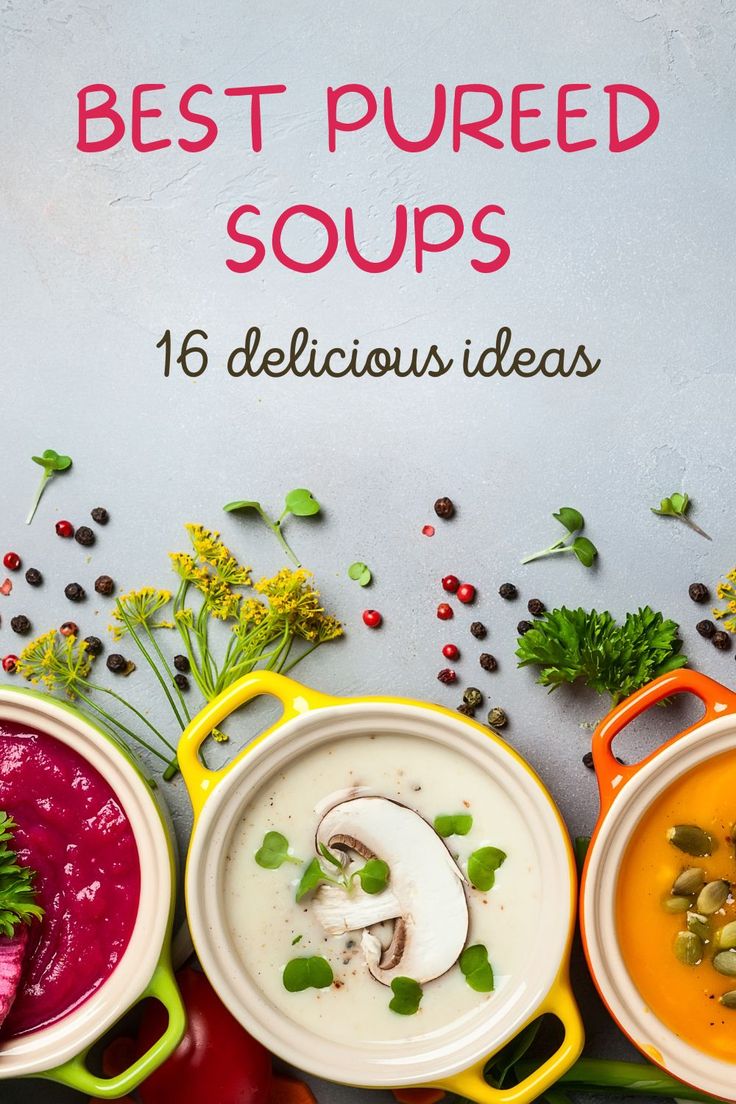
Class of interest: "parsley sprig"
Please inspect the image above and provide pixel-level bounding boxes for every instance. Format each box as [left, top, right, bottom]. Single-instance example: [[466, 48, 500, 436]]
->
[[0, 812, 43, 938], [516, 606, 687, 705]]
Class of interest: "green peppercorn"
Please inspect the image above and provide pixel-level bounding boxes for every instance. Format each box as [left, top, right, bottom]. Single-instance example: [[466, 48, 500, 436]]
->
[[463, 687, 483, 709], [457, 703, 475, 717], [487, 706, 508, 729]]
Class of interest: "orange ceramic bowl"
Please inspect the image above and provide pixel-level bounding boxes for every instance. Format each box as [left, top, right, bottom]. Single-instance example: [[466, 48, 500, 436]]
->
[[582, 668, 736, 1101]]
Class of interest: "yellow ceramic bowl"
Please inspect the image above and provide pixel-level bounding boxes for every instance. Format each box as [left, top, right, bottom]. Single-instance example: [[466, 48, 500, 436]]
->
[[180, 671, 583, 1103]]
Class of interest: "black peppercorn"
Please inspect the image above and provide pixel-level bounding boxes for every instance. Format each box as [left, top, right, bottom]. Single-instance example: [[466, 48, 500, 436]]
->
[[25, 568, 43, 587], [498, 583, 518, 600], [457, 703, 475, 717], [437, 667, 457, 684], [696, 619, 716, 639], [64, 582, 86, 602], [688, 582, 710, 604], [433, 496, 455, 520], [463, 686, 483, 709], [527, 598, 545, 617], [713, 631, 731, 651], [94, 575, 115, 596], [10, 615, 30, 635], [106, 653, 127, 673], [173, 654, 190, 673], [75, 526, 95, 548], [479, 653, 498, 671], [469, 621, 487, 640], [60, 621, 78, 637], [91, 507, 109, 525], [84, 635, 103, 656], [174, 673, 189, 691], [517, 620, 534, 635], [582, 751, 594, 770]]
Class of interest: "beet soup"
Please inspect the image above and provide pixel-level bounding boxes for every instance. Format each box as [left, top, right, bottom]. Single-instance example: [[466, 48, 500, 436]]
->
[[0, 721, 141, 1036]]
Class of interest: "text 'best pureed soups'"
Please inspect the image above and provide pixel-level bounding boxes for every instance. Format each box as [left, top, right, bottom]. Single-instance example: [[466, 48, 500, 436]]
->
[[617, 748, 736, 1062], [223, 732, 541, 1043], [0, 721, 141, 1036]]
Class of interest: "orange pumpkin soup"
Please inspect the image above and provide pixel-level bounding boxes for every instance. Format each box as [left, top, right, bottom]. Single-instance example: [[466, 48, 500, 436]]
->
[[616, 748, 736, 1062]]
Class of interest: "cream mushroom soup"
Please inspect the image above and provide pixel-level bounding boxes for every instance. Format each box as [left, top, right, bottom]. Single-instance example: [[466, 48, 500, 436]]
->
[[223, 732, 541, 1043]]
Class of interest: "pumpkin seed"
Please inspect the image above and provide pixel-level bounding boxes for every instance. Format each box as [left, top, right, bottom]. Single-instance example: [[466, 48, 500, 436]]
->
[[687, 911, 711, 941], [719, 990, 736, 1008], [666, 825, 714, 857], [713, 951, 736, 977], [672, 867, 706, 896], [663, 895, 692, 914], [697, 880, 730, 915], [674, 930, 703, 966], [715, 921, 736, 951]]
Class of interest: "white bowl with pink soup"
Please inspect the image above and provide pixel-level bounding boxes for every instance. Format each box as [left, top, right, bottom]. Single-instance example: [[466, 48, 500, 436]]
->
[[0, 687, 185, 1098]]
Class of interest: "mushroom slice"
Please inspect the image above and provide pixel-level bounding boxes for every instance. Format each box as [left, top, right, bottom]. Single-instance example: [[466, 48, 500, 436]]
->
[[312, 884, 402, 935], [315, 796, 468, 986]]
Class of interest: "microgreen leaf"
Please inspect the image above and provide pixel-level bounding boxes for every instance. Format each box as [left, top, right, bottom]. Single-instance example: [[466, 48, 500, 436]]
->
[[521, 507, 598, 567], [282, 955, 334, 992], [552, 507, 583, 534], [354, 858, 390, 895], [26, 449, 73, 525], [389, 976, 423, 1015], [318, 841, 345, 870], [460, 944, 495, 992], [223, 499, 264, 515], [467, 846, 507, 891], [651, 491, 710, 540], [296, 857, 330, 902], [571, 536, 598, 568], [255, 831, 299, 869], [347, 561, 372, 587], [434, 813, 474, 838], [284, 488, 321, 517]]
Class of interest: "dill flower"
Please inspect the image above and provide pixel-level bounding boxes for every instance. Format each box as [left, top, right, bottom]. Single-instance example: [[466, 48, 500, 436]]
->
[[16, 631, 93, 697], [712, 571, 736, 632], [170, 552, 206, 584], [111, 589, 174, 639], [239, 598, 269, 626], [185, 524, 252, 586], [199, 576, 241, 621]]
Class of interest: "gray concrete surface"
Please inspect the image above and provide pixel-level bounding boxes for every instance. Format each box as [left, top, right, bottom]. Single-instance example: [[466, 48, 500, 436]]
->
[[1, 1, 735, 1100]]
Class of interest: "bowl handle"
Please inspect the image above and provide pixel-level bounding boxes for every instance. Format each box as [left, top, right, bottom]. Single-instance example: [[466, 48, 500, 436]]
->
[[435, 968, 583, 1103], [592, 667, 736, 815], [178, 670, 334, 821], [37, 957, 186, 1099]]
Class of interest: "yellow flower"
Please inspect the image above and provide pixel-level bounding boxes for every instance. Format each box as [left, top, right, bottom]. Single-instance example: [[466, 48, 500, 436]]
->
[[111, 588, 174, 639], [712, 570, 736, 633], [16, 630, 93, 697], [199, 576, 241, 621], [239, 598, 269, 626], [184, 524, 252, 586], [170, 552, 205, 584], [254, 568, 343, 642]]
